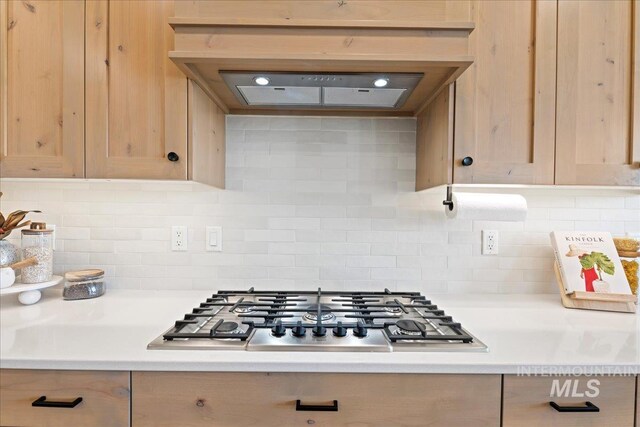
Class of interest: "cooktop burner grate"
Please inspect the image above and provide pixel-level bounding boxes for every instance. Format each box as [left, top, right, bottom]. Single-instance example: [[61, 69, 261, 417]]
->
[[151, 287, 487, 352]]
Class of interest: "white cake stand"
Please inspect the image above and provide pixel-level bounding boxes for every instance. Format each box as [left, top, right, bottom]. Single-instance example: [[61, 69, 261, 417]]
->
[[0, 276, 63, 305]]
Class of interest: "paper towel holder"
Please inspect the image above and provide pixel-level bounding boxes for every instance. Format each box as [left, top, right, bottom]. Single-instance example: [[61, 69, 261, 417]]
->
[[442, 185, 454, 211]]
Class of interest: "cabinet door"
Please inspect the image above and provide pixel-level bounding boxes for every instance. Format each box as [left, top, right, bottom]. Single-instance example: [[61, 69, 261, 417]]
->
[[0, 0, 84, 178], [85, 0, 187, 179], [503, 375, 636, 427], [133, 372, 501, 427], [453, 0, 557, 184], [556, 0, 640, 185], [0, 369, 130, 427]]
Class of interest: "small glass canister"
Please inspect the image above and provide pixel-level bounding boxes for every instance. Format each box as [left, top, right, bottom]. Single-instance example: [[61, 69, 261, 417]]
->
[[20, 222, 54, 284], [63, 269, 106, 300]]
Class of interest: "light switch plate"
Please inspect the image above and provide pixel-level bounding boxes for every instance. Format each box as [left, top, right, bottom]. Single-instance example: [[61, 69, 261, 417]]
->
[[206, 226, 223, 252]]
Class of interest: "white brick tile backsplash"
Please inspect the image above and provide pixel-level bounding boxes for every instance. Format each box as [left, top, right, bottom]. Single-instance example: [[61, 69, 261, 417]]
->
[[346, 255, 395, 268], [268, 267, 319, 280], [371, 243, 419, 256], [296, 230, 347, 243], [226, 116, 270, 130], [625, 196, 640, 209], [2, 115, 637, 293], [321, 218, 372, 230], [242, 254, 294, 267], [625, 221, 640, 232], [574, 221, 626, 233], [320, 267, 370, 280], [371, 268, 421, 280], [575, 196, 626, 209], [270, 117, 322, 130], [320, 243, 370, 255], [296, 254, 346, 267], [347, 231, 397, 243], [244, 229, 296, 242], [269, 242, 320, 255]]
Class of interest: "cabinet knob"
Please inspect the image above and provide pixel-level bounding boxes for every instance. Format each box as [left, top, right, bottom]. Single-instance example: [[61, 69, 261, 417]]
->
[[461, 156, 474, 166], [167, 152, 179, 162]]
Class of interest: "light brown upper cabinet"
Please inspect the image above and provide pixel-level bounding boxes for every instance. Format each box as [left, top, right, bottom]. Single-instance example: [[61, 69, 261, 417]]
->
[[418, 0, 639, 189], [85, 0, 187, 180], [453, 0, 557, 185], [555, 0, 640, 185], [0, 0, 84, 178]]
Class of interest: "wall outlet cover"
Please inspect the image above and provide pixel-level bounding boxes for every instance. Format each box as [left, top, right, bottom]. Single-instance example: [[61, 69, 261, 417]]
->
[[171, 226, 188, 251], [482, 230, 499, 255]]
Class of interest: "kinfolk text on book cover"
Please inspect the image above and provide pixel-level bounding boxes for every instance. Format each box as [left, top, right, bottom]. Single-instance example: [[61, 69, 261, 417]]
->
[[550, 231, 631, 295]]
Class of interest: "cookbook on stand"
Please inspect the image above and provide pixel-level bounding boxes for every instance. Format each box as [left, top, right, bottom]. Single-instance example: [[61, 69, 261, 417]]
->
[[550, 231, 631, 295]]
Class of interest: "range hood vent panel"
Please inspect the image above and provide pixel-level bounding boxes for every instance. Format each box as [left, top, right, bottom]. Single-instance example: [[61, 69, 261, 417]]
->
[[238, 86, 321, 105], [323, 87, 406, 107], [222, 72, 423, 109]]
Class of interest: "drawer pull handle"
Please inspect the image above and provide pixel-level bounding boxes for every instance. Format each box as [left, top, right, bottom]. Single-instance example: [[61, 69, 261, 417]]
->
[[32, 396, 83, 408], [296, 400, 339, 412], [549, 401, 599, 413]]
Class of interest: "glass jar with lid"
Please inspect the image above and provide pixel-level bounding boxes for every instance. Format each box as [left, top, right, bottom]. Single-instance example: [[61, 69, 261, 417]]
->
[[20, 222, 54, 284], [63, 269, 106, 300]]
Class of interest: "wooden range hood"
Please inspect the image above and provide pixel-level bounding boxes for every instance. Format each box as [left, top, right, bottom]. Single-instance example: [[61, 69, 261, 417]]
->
[[169, 17, 474, 117]]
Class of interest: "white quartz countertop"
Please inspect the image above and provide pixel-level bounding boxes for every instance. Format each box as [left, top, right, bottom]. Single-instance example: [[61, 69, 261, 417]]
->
[[1, 288, 638, 374]]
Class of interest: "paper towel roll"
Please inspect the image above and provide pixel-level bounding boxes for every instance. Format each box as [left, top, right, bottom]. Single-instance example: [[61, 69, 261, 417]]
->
[[445, 192, 527, 221]]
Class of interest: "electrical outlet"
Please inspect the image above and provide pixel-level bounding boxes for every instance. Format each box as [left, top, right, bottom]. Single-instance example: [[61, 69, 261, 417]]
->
[[171, 226, 188, 251], [482, 230, 499, 255]]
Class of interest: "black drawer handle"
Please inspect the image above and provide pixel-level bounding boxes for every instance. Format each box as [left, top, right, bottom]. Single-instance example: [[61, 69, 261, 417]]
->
[[549, 401, 599, 413], [32, 396, 83, 408], [167, 152, 179, 162], [296, 400, 338, 412]]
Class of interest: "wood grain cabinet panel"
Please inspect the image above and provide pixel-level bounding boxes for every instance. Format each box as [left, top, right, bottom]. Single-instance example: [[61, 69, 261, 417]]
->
[[453, 0, 557, 185], [0, 0, 84, 178], [175, 1, 471, 22], [555, 0, 640, 185], [188, 80, 225, 188], [416, 85, 454, 190], [132, 372, 501, 427], [503, 375, 636, 427], [636, 376, 640, 427], [85, 0, 187, 180], [0, 369, 130, 427]]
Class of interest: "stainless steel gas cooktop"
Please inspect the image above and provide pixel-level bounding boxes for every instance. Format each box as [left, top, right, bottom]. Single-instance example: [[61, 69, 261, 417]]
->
[[148, 288, 487, 352]]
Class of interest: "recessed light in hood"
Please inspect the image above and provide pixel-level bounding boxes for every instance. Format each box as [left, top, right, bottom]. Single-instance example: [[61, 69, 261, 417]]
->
[[254, 76, 270, 86], [220, 72, 423, 109], [374, 78, 389, 88]]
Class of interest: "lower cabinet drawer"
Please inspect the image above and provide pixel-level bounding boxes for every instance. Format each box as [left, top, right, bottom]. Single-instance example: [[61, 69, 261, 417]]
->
[[132, 372, 501, 427], [0, 369, 130, 427], [503, 375, 636, 427]]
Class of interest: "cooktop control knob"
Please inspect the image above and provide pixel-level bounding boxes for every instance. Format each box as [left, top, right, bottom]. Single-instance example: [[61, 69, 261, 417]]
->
[[332, 321, 347, 337], [292, 321, 306, 338], [353, 322, 368, 338], [271, 320, 286, 337], [312, 325, 327, 337]]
